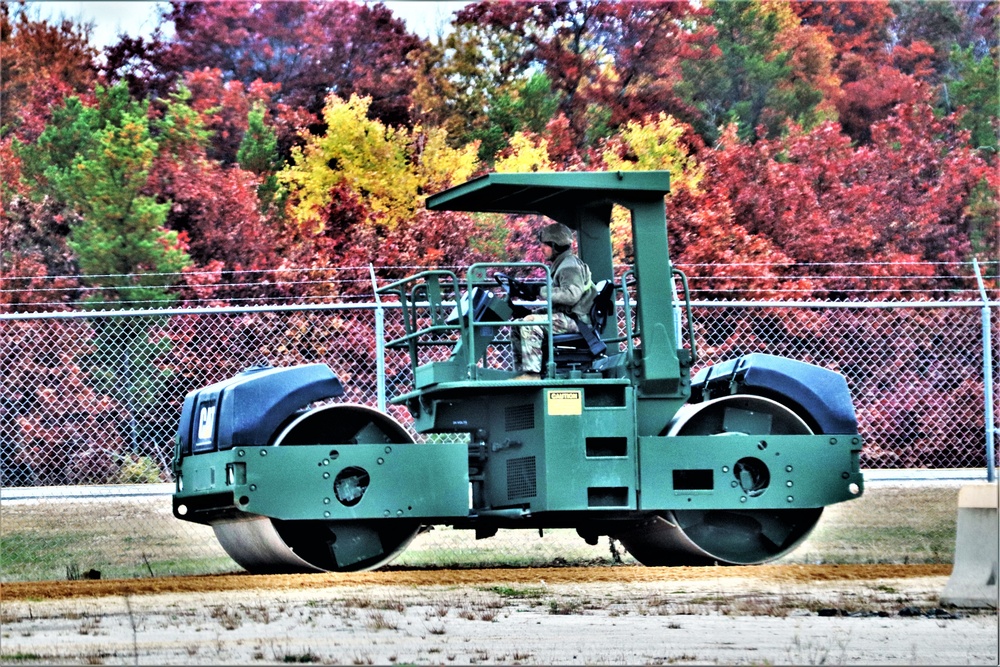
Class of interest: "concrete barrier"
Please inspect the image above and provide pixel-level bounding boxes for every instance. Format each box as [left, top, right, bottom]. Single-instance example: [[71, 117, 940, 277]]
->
[[940, 483, 998, 608]]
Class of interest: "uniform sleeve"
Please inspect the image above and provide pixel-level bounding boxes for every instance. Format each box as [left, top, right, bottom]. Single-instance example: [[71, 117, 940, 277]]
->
[[540, 261, 588, 307]]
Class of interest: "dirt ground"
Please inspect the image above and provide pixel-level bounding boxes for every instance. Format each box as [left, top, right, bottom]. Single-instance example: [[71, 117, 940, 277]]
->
[[2, 564, 997, 665]]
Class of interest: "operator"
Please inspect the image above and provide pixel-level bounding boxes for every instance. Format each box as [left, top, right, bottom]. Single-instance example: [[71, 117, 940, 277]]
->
[[512, 222, 597, 380]]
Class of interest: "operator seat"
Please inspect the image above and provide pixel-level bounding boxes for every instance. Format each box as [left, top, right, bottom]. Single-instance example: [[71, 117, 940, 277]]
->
[[551, 280, 615, 368]]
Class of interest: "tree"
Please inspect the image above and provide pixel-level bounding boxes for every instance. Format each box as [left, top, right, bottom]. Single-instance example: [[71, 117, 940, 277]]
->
[[172, 67, 285, 165], [472, 72, 562, 163], [410, 5, 539, 149], [593, 112, 796, 296], [278, 94, 483, 292], [944, 45, 999, 153], [157, 1, 422, 127], [0, 192, 81, 310], [148, 83, 288, 302], [12, 82, 198, 474], [704, 103, 993, 298], [0, 2, 98, 141], [24, 84, 192, 307], [281, 94, 477, 233], [237, 102, 282, 211], [791, 0, 895, 63], [677, 0, 837, 143], [433, 0, 715, 150], [890, 0, 965, 83]]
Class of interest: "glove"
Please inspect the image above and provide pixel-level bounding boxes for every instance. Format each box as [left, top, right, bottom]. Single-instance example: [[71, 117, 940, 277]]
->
[[520, 282, 542, 299], [511, 280, 541, 300]]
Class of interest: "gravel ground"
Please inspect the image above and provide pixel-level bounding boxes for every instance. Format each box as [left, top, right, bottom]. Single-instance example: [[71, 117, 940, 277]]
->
[[1, 564, 997, 665]]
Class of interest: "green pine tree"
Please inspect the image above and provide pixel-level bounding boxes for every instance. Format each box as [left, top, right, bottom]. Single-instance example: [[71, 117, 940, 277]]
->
[[237, 103, 283, 212], [946, 45, 999, 154], [17, 82, 190, 307], [677, 0, 815, 143]]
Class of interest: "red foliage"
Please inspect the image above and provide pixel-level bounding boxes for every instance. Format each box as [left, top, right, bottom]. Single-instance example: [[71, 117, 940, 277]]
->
[[181, 68, 281, 164], [0, 6, 98, 141], [453, 0, 715, 147], [1, 189, 81, 311], [702, 103, 990, 298], [3, 320, 128, 485], [160, 1, 422, 126], [836, 59, 931, 144], [791, 0, 895, 64], [148, 150, 287, 301]]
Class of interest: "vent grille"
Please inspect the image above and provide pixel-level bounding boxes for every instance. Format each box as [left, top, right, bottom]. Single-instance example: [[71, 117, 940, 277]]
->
[[507, 456, 537, 500], [504, 404, 535, 431]]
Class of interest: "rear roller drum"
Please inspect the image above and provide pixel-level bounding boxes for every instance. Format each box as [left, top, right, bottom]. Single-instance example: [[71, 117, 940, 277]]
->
[[616, 394, 823, 566], [214, 404, 422, 574]]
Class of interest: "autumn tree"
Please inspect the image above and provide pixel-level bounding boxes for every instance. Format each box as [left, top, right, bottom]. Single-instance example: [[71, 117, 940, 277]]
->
[[890, 0, 966, 83], [1, 4, 95, 309], [705, 103, 993, 298], [147, 84, 290, 303], [429, 0, 714, 151], [156, 0, 422, 127], [793, 0, 993, 146], [677, 0, 839, 144], [278, 94, 483, 291], [0, 2, 98, 141]]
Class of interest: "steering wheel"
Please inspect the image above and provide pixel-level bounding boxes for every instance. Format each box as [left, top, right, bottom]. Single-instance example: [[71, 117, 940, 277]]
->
[[495, 272, 542, 301], [494, 272, 515, 295], [494, 272, 532, 317]]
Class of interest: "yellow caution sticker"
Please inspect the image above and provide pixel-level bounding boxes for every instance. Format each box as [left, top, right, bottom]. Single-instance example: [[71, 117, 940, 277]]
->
[[547, 390, 582, 416]]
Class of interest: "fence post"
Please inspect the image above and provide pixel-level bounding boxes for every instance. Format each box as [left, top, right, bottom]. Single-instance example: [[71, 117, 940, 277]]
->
[[973, 259, 996, 482], [370, 265, 387, 413]]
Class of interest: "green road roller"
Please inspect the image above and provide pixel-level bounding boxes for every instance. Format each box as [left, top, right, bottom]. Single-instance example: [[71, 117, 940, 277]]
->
[[172, 170, 864, 573]]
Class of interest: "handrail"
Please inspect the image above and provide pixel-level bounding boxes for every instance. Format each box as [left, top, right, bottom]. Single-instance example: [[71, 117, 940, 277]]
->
[[672, 267, 698, 366], [375, 263, 559, 381], [466, 262, 552, 379], [376, 270, 463, 372]]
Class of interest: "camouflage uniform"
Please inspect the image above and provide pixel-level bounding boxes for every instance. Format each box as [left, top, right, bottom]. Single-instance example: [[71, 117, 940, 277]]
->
[[513, 234, 597, 374]]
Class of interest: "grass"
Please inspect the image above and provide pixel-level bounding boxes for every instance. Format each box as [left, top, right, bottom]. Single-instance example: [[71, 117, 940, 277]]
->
[[0, 533, 89, 580], [0, 484, 961, 582], [1, 497, 236, 582], [778, 485, 959, 565]]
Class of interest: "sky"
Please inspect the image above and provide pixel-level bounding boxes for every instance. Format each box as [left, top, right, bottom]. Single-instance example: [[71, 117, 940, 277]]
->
[[30, 1, 468, 47]]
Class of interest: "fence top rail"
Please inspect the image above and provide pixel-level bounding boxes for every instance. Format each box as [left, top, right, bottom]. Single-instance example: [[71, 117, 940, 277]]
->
[[2, 299, 997, 321], [691, 300, 998, 309]]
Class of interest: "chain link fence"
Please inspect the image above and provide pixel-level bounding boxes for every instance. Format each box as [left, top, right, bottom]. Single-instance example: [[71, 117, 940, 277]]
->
[[2, 297, 997, 581]]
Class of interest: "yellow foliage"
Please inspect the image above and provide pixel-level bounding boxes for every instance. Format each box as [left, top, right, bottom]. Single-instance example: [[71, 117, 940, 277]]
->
[[600, 113, 704, 263], [601, 113, 704, 194], [414, 125, 479, 193], [280, 94, 479, 232], [758, 0, 799, 33], [493, 132, 553, 173]]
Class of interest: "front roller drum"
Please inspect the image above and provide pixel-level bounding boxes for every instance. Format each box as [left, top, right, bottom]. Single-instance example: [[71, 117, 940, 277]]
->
[[213, 404, 422, 574], [213, 516, 420, 574], [617, 394, 824, 566]]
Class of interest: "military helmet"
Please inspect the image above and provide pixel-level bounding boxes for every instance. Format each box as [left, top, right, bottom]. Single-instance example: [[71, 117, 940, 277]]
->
[[539, 222, 574, 247]]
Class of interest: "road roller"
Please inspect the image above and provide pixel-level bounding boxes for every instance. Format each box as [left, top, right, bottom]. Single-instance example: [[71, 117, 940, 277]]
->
[[172, 170, 864, 573]]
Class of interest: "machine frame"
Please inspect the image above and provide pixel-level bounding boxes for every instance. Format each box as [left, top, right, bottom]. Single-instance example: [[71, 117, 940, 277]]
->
[[172, 170, 864, 572]]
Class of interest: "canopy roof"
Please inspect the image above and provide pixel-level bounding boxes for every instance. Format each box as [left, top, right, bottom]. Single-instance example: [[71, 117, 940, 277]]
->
[[425, 171, 671, 220]]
